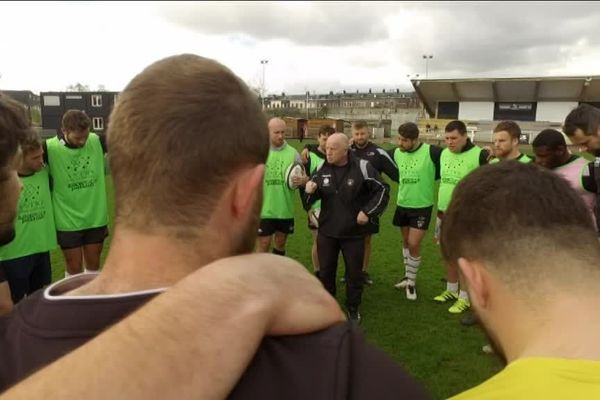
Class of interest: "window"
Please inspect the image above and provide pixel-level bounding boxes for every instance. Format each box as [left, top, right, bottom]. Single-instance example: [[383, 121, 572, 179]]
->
[[65, 95, 83, 100], [91, 94, 102, 107], [92, 117, 104, 131], [43, 95, 60, 106]]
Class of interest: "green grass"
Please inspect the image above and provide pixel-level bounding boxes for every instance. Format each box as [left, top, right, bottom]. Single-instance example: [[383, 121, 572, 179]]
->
[[48, 140, 501, 400]]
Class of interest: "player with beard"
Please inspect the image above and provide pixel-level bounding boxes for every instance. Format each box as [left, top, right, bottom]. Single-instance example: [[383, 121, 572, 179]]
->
[[43, 110, 108, 276], [391, 122, 442, 300], [0, 55, 426, 400], [564, 104, 600, 231], [489, 121, 532, 163], [442, 161, 600, 399], [0, 72, 348, 400], [256, 118, 306, 256], [350, 120, 398, 285], [532, 129, 597, 229], [462, 121, 532, 327]]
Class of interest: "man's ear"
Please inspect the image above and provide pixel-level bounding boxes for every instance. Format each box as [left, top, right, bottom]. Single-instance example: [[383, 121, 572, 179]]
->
[[230, 164, 264, 220], [457, 257, 489, 309]]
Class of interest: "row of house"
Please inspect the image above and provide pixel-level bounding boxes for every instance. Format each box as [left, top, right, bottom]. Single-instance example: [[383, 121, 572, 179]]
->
[[263, 90, 420, 110], [3, 89, 419, 137]]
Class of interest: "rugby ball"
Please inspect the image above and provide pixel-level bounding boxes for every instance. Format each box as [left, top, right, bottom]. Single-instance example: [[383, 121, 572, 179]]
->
[[285, 162, 306, 190], [309, 208, 321, 228]]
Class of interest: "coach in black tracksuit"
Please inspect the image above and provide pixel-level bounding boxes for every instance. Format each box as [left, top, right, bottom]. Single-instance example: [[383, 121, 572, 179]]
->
[[304, 133, 389, 322]]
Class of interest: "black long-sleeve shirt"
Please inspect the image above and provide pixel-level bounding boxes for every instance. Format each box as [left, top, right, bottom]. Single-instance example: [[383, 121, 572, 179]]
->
[[350, 142, 399, 182], [305, 153, 390, 238]]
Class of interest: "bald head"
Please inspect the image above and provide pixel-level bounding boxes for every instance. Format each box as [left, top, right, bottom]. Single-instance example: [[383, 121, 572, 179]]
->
[[326, 133, 349, 166], [328, 133, 348, 148], [268, 118, 286, 147]]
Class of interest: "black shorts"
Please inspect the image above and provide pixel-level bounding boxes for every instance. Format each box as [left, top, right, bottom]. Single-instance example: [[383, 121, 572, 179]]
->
[[258, 219, 295, 236], [57, 226, 108, 249], [392, 206, 433, 230], [0, 252, 51, 303]]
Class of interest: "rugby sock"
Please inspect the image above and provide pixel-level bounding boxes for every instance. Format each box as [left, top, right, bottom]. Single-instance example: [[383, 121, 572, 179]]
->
[[272, 248, 286, 256], [434, 217, 442, 244], [447, 281, 459, 293], [406, 255, 421, 285], [402, 247, 409, 271], [459, 290, 469, 301]]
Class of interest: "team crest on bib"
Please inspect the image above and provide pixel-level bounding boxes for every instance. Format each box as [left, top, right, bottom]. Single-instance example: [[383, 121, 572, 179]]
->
[[417, 217, 425, 229]]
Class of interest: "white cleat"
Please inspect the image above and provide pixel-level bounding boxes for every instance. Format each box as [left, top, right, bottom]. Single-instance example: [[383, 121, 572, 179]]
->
[[405, 284, 417, 301], [394, 277, 408, 289]]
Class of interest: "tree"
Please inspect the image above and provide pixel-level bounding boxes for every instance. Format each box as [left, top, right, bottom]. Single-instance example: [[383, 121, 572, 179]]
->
[[66, 83, 90, 92]]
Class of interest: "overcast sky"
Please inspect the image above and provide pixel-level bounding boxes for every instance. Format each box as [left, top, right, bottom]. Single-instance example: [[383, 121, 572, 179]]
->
[[1, 1, 599, 95]]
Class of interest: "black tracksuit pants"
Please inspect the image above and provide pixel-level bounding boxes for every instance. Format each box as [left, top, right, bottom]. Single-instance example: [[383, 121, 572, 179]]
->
[[317, 233, 365, 311]]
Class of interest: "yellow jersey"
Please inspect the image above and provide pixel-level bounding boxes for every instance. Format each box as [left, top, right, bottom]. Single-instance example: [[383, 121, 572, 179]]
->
[[450, 357, 600, 399]]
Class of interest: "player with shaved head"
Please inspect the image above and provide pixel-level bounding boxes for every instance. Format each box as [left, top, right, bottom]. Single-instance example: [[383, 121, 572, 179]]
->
[[256, 117, 306, 255]]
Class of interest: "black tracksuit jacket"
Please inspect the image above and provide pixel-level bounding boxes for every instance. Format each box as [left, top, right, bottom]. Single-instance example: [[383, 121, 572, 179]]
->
[[304, 153, 390, 239]]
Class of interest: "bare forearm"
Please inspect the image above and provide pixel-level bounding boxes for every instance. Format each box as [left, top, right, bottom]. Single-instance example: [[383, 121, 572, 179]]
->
[[1, 254, 343, 399], [2, 272, 269, 399]]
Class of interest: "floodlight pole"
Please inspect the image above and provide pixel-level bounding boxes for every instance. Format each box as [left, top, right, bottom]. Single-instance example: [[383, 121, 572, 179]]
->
[[422, 54, 433, 79], [260, 59, 269, 109]]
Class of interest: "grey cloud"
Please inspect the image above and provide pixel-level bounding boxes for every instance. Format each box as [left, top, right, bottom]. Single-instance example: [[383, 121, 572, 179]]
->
[[396, 3, 600, 78], [159, 2, 600, 91], [159, 2, 391, 45]]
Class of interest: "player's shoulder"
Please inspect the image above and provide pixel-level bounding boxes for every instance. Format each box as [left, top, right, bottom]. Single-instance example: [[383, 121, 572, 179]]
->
[[231, 322, 428, 400]]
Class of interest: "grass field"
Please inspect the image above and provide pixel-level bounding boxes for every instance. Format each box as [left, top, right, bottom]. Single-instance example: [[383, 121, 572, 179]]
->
[[48, 139, 501, 400]]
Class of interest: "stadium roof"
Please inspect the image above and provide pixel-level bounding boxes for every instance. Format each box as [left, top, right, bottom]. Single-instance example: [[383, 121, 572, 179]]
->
[[411, 76, 600, 116]]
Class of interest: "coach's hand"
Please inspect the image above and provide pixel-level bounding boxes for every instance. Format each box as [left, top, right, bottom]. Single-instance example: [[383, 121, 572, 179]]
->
[[357, 211, 369, 225], [305, 180, 317, 194]]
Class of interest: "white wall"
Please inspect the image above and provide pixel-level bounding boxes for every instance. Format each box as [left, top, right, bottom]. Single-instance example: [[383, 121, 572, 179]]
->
[[458, 102, 494, 121], [536, 101, 578, 123]]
